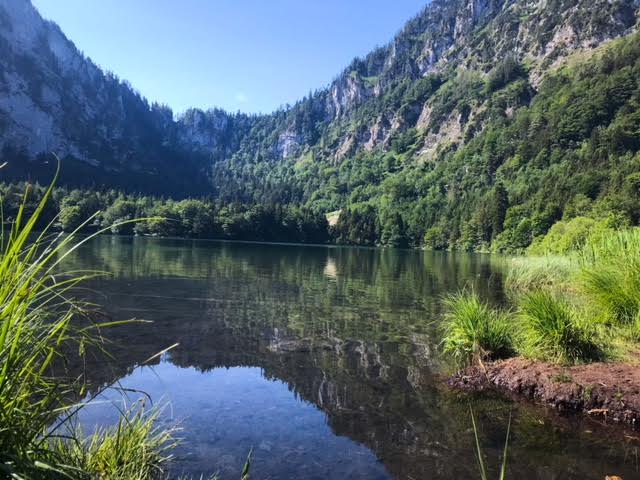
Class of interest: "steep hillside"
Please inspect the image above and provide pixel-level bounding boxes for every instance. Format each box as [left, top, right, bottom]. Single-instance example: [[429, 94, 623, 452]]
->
[[1, 0, 640, 249], [208, 0, 640, 250], [211, 0, 639, 186], [0, 0, 256, 194]]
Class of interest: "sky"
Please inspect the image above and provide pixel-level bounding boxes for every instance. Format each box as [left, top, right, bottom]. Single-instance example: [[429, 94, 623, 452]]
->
[[31, 0, 428, 115]]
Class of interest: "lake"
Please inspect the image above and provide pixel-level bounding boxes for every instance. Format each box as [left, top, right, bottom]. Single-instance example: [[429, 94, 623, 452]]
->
[[65, 237, 638, 479]]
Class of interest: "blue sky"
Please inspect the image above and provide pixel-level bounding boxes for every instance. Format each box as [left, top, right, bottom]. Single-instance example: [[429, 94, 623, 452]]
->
[[32, 0, 428, 115]]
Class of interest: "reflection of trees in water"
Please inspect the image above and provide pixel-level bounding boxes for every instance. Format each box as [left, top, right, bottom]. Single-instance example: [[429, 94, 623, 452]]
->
[[62, 237, 506, 307], [81, 304, 639, 480], [64, 239, 637, 480]]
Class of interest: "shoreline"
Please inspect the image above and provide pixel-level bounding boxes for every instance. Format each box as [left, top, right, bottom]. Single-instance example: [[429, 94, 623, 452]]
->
[[448, 358, 640, 427]]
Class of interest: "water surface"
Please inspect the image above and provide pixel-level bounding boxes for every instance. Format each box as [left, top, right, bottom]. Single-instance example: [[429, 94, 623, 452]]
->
[[67, 237, 639, 479]]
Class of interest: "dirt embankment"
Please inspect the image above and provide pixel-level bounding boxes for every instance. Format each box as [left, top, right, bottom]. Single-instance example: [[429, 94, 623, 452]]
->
[[449, 358, 640, 426]]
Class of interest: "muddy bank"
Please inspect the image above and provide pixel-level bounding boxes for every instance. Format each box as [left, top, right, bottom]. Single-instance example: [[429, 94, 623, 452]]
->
[[449, 358, 640, 426]]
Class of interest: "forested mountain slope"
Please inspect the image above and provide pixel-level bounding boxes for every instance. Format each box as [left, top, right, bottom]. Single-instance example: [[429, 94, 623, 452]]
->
[[1, 0, 640, 249]]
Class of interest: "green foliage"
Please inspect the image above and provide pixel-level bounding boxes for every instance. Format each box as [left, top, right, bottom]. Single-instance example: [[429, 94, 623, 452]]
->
[[498, 228, 640, 363], [579, 229, 640, 325], [504, 256, 576, 297], [527, 217, 614, 255], [206, 30, 640, 252], [4, 7, 640, 253], [517, 291, 604, 364], [333, 204, 379, 246], [49, 404, 178, 480], [484, 56, 526, 94], [442, 292, 515, 367], [0, 182, 330, 244], [0, 178, 177, 478]]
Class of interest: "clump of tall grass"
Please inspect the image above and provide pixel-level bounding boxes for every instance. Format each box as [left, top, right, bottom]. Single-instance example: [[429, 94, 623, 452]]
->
[[49, 403, 178, 480], [442, 292, 515, 367], [577, 229, 640, 329], [578, 228, 640, 265], [503, 255, 576, 297], [517, 291, 604, 364], [581, 266, 640, 325], [0, 177, 101, 478], [0, 173, 207, 479], [448, 227, 640, 366]]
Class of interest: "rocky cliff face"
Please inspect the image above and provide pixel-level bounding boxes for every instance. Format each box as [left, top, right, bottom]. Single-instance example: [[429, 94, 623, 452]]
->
[[263, 0, 640, 162], [0, 0, 638, 193], [0, 0, 245, 192]]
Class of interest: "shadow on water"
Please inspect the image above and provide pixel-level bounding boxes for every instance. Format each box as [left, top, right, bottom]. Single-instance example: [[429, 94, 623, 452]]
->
[[61, 237, 639, 479]]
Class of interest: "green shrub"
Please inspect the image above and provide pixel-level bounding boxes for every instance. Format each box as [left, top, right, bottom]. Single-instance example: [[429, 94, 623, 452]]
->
[[527, 217, 613, 256], [442, 292, 515, 366], [518, 291, 604, 364]]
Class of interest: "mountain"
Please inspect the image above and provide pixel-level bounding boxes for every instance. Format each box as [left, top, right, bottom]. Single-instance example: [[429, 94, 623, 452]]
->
[[0, 0, 258, 194], [1, 0, 640, 250]]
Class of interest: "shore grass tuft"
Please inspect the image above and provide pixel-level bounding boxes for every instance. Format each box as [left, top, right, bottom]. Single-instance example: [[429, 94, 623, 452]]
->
[[49, 402, 178, 480], [503, 256, 576, 297], [442, 292, 515, 367], [517, 290, 604, 364]]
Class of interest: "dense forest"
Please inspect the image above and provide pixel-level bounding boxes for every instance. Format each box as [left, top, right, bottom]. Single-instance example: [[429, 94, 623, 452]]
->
[[0, 182, 329, 244], [272, 31, 640, 251], [1, 0, 640, 251]]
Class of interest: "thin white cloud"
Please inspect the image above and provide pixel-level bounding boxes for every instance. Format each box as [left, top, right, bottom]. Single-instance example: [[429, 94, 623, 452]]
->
[[235, 92, 249, 104]]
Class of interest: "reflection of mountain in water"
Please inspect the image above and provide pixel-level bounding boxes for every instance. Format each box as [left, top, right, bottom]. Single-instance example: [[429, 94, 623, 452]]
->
[[66, 238, 639, 480]]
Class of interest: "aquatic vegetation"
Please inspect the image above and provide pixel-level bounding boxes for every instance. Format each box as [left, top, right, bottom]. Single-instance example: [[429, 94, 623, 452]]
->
[[470, 407, 511, 480], [581, 265, 640, 325], [577, 229, 640, 328], [0, 175, 104, 478], [577, 228, 640, 265], [442, 292, 515, 367], [451, 228, 640, 365], [49, 404, 178, 480]]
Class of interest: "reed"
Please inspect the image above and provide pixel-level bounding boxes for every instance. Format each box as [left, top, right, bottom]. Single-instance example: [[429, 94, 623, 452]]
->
[[577, 229, 640, 328], [470, 407, 510, 480], [578, 228, 640, 266], [503, 255, 577, 297], [48, 403, 178, 480]]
